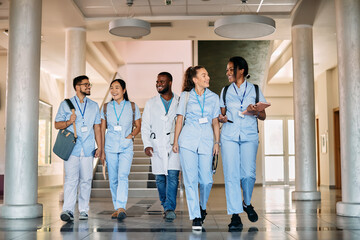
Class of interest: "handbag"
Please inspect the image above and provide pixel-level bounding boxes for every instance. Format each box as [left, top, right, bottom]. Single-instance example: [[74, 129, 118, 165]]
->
[[212, 154, 218, 174], [53, 99, 77, 161]]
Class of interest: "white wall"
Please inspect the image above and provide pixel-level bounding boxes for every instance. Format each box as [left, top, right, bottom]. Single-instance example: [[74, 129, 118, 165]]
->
[[37, 71, 65, 187], [0, 54, 7, 176], [113, 40, 193, 108], [315, 67, 339, 187]]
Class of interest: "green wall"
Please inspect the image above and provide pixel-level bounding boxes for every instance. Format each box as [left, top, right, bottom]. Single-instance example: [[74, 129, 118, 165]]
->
[[198, 40, 271, 95]]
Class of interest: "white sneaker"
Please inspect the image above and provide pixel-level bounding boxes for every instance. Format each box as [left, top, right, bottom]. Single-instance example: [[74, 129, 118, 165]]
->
[[79, 211, 88, 220]]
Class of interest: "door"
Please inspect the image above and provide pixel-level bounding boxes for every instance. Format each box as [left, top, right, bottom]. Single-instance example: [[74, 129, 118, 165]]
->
[[334, 109, 341, 189], [263, 117, 295, 185]]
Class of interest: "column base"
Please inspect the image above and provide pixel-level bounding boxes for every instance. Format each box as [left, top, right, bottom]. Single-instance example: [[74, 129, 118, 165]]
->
[[337, 202, 360, 217], [292, 191, 321, 201], [0, 203, 43, 219]]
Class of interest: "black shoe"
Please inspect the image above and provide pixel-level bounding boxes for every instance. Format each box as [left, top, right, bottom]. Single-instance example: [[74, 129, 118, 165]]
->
[[228, 214, 243, 231], [200, 206, 207, 223], [243, 201, 258, 222], [192, 218, 202, 231]]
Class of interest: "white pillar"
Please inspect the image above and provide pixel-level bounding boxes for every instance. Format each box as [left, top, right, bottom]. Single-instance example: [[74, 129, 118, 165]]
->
[[59, 27, 86, 202], [291, 25, 321, 201], [335, 0, 360, 217], [0, 0, 43, 218], [65, 27, 86, 98]]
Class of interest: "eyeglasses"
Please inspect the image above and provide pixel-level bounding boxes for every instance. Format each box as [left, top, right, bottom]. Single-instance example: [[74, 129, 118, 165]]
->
[[78, 83, 92, 88]]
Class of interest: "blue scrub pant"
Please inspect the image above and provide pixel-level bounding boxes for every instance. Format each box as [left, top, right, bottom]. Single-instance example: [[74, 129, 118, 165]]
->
[[155, 170, 180, 211], [179, 147, 213, 220], [106, 151, 133, 210], [221, 139, 258, 215]]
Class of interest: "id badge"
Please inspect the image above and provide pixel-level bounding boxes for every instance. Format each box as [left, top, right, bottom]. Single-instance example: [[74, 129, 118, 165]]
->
[[199, 117, 208, 124], [114, 125, 122, 131], [81, 126, 88, 132], [161, 115, 168, 121], [238, 111, 245, 118]]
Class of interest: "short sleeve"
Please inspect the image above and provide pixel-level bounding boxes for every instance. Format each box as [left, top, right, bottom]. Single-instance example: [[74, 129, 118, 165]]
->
[[176, 91, 187, 116], [55, 101, 68, 122], [100, 105, 105, 120], [212, 94, 220, 119], [219, 87, 225, 108], [134, 103, 141, 120], [259, 88, 267, 103], [94, 104, 101, 124]]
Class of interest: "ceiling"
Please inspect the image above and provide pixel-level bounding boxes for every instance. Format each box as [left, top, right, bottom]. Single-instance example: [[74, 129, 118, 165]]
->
[[0, 0, 338, 84], [73, 0, 298, 18]]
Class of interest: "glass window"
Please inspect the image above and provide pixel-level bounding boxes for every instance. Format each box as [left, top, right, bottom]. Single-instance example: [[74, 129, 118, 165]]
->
[[289, 156, 295, 182], [264, 120, 283, 155], [38, 101, 52, 165], [265, 156, 284, 182], [288, 120, 295, 155]]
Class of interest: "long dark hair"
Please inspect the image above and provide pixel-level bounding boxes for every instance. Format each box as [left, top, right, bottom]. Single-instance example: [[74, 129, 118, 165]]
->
[[182, 66, 204, 91], [110, 79, 129, 101], [229, 56, 250, 80]]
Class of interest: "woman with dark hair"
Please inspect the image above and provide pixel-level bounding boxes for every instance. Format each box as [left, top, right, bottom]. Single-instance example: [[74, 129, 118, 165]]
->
[[100, 79, 141, 221], [173, 66, 220, 231], [219, 56, 267, 231]]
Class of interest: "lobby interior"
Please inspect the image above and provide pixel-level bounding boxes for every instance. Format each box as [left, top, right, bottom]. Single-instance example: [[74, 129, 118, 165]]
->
[[1, 0, 360, 239]]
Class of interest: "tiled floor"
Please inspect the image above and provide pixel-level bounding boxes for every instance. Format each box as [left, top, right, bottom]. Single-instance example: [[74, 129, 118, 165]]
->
[[1, 185, 360, 239]]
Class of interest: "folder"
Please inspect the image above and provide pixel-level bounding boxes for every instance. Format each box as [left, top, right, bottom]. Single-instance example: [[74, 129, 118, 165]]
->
[[242, 102, 271, 115]]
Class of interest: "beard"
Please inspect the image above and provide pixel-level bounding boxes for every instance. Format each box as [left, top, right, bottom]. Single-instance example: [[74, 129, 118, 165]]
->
[[80, 90, 90, 96], [157, 85, 169, 94]]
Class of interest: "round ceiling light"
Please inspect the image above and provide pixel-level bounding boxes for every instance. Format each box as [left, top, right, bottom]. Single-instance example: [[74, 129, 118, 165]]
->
[[214, 15, 276, 39], [109, 18, 151, 38]]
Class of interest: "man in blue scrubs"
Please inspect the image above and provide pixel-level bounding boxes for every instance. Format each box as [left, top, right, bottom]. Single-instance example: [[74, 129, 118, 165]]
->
[[55, 75, 101, 222]]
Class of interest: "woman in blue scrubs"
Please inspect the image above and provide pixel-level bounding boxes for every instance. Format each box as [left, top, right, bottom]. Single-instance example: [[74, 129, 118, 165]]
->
[[219, 56, 267, 231], [100, 79, 141, 221], [173, 66, 220, 231]]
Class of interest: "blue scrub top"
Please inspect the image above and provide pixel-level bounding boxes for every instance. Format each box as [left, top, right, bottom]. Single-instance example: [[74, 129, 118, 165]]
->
[[220, 81, 267, 142], [55, 96, 101, 157], [101, 100, 141, 153], [177, 88, 220, 154]]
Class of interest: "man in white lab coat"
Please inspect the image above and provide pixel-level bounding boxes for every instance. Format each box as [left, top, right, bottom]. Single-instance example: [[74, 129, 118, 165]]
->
[[141, 72, 181, 222]]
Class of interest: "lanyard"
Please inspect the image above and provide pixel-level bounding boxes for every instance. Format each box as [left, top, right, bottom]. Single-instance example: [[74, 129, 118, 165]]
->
[[113, 100, 126, 125], [194, 88, 206, 117], [233, 81, 247, 110], [160, 95, 173, 115], [74, 97, 87, 124]]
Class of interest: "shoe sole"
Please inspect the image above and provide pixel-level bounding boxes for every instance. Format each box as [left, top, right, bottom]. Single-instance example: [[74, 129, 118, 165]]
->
[[117, 212, 127, 221], [192, 226, 202, 231], [79, 216, 88, 220], [229, 224, 243, 231], [60, 214, 73, 222], [111, 215, 117, 219], [165, 213, 176, 222], [248, 214, 258, 222]]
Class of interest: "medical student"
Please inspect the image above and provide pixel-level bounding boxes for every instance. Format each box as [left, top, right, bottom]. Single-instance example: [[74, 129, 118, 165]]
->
[[141, 72, 181, 222], [55, 75, 101, 222], [100, 79, 141, 221], [218, 56, 267, 231], [173, 66, 220, 231]]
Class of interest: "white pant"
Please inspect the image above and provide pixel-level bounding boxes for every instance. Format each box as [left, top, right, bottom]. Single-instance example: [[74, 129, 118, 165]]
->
[[63, 150, 93, 213]]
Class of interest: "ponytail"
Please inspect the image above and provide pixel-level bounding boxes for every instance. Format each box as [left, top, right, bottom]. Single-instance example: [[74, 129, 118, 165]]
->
[[110, 79, 129, 101], [182, 66, 204, 91]]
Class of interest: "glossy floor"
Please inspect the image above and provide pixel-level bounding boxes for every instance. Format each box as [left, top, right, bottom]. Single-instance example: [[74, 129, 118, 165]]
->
[[1, 185, 360, 239]]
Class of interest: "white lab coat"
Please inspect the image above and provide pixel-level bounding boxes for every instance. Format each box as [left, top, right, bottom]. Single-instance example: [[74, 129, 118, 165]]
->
[[141, 94, 181, 175]]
